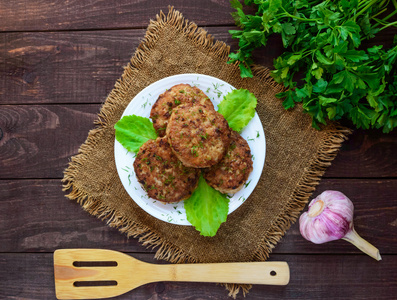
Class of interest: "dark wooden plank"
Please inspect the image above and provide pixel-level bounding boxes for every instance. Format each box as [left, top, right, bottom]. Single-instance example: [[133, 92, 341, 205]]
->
[[0, 179, 150, 253], [0, 28, 238, 105], [0, 0, 236, 32], [0, 105, 99, 178], [324, 128, 397, 178], [1, 179, 396, 253], [275, 179, 397, 255], [1, 253, 396, 299], [0, 30, 146, 104]]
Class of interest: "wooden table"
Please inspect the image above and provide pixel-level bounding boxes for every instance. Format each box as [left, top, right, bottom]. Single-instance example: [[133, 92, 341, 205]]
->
[[1, 1, 396, 299]]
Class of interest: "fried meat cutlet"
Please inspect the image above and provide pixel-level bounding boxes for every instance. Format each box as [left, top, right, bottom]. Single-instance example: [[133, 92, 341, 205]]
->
[[203, 130, 253, 194], [150, 84, 214, 137], [166, 103, 231, 168], [133, 137, 200, 203]]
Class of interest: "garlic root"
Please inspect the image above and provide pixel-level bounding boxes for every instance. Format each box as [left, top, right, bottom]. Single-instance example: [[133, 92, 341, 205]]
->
[[343, 228, 382, 261]]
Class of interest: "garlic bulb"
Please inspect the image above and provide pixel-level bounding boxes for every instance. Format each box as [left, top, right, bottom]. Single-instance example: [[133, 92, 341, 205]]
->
[[299, 190, 381, 261]]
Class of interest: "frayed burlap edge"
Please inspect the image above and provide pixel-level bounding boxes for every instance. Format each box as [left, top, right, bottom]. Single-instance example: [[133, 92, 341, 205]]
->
[[62, 6, 352, 298], [251, 123, 352, 263]]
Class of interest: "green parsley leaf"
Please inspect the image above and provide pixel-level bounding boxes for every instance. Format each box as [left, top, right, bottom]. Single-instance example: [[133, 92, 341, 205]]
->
[[315, 50, 334, 65], [313, 78, 328, 93], [282, 22, 296, 35], [239, 63, 253, 78], [230, 0, 242, 9]]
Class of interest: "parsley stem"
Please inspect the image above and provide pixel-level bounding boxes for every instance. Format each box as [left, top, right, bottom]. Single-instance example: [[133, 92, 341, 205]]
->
[[378, 20, 397, 31], [370, 8, 388, 19], [279, 7, 320, 22], [378, 0, 389, 7], [356, 0, 381, 19], [379, 8, 397, 22]]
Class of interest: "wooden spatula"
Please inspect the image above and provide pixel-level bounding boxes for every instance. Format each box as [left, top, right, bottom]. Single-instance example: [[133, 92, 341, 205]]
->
[[54, 249, 290, 299]]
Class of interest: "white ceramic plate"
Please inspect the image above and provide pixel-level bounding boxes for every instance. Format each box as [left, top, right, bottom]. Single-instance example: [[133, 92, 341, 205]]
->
[[114, 74, 266, 225]]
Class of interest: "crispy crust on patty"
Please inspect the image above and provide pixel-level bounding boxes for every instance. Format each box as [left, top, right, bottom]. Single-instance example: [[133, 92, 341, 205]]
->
[[166, 103, 231, 168], [133, 137, 200, 203], [203, 130, 253, 194], [150, 84, 214, 137]]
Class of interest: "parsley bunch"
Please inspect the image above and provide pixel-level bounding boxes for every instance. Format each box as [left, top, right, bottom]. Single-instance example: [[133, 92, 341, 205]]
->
[[229, 0, 397, 132]]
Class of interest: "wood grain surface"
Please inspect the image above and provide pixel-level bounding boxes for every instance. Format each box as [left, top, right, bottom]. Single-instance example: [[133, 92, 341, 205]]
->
[[1, 253, 396, 299], [0, 1, 235, 32], [0, 28, 235, 105], [1, 179, 395, 253], [0, 105, 98, 178], [1, 0, 396, 299]]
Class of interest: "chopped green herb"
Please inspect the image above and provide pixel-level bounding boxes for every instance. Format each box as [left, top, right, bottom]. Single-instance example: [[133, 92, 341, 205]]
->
[[164, 175, 175, 185], [191, 145, 199, 157], [212, 83, 225, 98], [244, 179, 252, 188], [141, 100, 149, 109]]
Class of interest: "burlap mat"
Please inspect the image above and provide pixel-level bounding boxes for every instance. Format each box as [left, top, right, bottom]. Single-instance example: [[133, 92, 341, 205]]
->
[[63, 7, 351, 297]]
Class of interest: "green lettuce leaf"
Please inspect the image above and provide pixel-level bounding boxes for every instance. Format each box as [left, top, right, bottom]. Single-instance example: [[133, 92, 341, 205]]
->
[[114, 115, 157, 153], [184, 176, 229, 237], [217, 89, 257, 131]]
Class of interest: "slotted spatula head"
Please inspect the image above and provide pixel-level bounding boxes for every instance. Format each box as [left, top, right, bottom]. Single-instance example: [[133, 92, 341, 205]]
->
[[54, 249, 154, 299]]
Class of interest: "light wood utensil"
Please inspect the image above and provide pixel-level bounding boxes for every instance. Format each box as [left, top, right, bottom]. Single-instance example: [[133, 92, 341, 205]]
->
[[54, 249, 290, 299]]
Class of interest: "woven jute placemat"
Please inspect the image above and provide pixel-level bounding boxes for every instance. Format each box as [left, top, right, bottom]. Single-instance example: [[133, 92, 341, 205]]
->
[[63, 7, 351, 297]]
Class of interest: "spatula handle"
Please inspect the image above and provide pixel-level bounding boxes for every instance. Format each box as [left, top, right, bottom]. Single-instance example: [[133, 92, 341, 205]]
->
[[153, 261, 290, 285]]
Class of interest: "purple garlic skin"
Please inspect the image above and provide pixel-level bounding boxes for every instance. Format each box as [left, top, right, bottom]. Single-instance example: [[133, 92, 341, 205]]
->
[[299, 190, 354, 244]]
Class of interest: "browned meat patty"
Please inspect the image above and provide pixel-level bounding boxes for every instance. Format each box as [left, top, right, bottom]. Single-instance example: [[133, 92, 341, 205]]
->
[[150, 84, 214, 137], [203, 130, 253, 194], [133, 137, 200, 203], [166, 103, 231, 168]]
